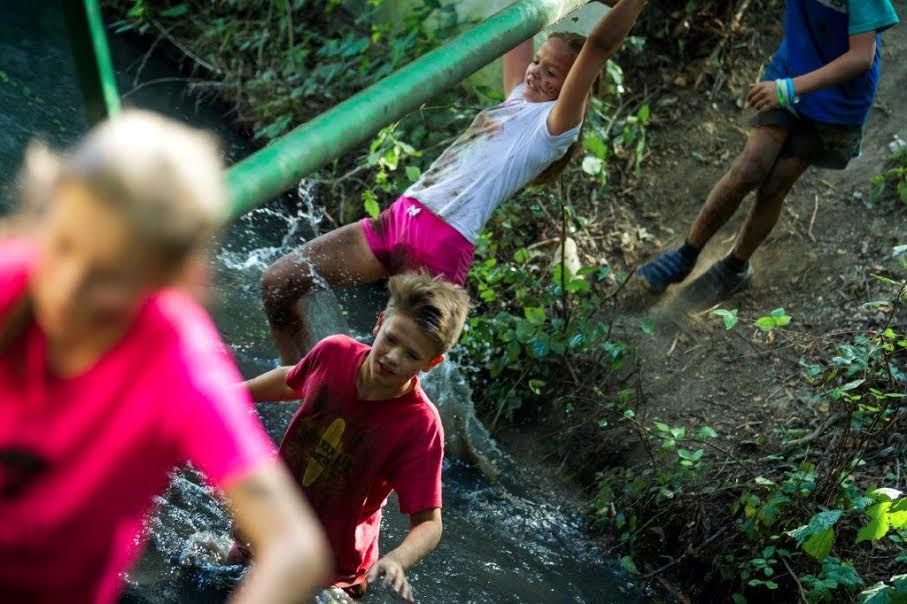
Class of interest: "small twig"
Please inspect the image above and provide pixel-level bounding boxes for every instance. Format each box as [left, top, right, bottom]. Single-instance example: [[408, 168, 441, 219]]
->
[[781, 555, 809, 604], [807, 194, 819, 242], [151, 20, 220, 74], [783, 413, 844, 451], [132, 26, 169, 86], [642, 526, 729, 579], [123, 77, 214, 98]]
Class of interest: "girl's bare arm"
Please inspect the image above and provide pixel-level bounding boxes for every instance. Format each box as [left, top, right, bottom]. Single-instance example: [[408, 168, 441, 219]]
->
[[226, 462, 331, 604], [503, 39, 533, 98], [547, 0, 647, 135]]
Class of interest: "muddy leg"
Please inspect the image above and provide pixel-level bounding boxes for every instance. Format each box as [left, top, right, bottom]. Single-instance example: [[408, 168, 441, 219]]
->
[[731, 156, 810, 260], [261, 222, 387, 364], [687, 125, 790, 248]]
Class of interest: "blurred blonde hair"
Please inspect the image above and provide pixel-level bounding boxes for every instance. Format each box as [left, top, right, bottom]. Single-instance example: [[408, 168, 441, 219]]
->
[[386, 271, 471, 354], [19, 109, 226, 267]]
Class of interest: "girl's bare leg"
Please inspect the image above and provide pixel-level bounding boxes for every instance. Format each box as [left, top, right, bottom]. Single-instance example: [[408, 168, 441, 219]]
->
[[261, 222, 387, 364]]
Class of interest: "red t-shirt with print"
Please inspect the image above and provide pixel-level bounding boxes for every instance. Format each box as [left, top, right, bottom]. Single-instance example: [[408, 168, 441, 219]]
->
[[280, 334, 443, 587]]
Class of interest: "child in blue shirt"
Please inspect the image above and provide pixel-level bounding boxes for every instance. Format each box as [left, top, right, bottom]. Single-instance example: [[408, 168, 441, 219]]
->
[[638, 0, 899, 301]]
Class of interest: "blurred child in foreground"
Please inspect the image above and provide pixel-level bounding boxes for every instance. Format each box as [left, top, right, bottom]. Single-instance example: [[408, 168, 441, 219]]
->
[[0, 111, 329, 603]]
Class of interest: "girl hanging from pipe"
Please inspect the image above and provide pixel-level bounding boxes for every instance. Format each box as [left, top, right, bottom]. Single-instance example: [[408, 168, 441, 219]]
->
[[262, 0, 647, 363]]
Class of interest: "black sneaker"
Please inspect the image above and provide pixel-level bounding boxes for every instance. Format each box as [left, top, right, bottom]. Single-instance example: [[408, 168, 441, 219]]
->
[[637, 250, 696, 293], [683, 257, 754, 307]]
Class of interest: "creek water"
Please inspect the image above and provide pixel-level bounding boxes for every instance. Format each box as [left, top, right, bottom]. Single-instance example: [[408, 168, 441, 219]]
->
[[0, 5, 651, 603]]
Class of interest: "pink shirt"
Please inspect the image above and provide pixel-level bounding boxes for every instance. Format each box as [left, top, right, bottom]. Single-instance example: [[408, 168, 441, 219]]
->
[[0, 240, 275, 603]]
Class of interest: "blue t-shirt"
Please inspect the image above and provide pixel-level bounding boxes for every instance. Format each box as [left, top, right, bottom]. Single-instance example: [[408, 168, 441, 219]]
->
[[765, 0, 899, 126]]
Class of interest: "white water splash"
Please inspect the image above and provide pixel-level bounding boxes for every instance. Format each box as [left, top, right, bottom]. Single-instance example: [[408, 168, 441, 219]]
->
[[297, 178, 324, 236]]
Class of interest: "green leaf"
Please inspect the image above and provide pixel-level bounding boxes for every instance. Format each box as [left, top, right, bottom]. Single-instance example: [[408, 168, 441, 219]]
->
[[160, 3, 189, 17], [754, 476, 775, 486], [566, 278, 592, 294], [255, 114, 292, 140], [639, 316, 656, 336], [842, 379, 866, 391], [787, 510, 842, 560], [696, 426, 718, 439], [584, 132, 607, 159], [362, 190, 380, 219], [803, 527, 835, 561], [638, 104, 651, 123], [857, 501, 892, 543], [524, 307, 546, 326], [619, 555, 639, 575], [712, 308, 739, 330], [528, 335, 550, 358], [678, 448, 704, 461], [755, 317, 777, 332], [889, 498, 907, 529], [859, 582, 897, 604], [404, 165, 421, 182], [515, 319, 536, 343]]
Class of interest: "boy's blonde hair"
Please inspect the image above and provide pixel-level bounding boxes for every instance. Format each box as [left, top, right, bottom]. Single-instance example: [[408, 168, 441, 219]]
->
[[386, 272, 471, 354], [19, 109, 225, 267]]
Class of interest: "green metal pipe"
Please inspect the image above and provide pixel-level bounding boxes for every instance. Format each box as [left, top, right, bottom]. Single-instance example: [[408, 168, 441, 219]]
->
[[226, 0, 587, 220], [63, 0, 122, 125]]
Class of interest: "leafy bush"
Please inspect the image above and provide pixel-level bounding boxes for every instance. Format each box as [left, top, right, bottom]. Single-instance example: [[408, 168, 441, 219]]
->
[[107, 0, 461, 140], [871, 140, 907, 206]]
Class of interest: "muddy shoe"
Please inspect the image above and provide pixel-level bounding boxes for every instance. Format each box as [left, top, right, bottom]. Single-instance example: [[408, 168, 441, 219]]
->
[[682, 257, 753, 307], [637, 250, 696, 293]]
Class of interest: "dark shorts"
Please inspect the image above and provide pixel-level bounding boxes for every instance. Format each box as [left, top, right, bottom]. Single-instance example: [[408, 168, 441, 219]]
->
[[751, 109, 863, 170]]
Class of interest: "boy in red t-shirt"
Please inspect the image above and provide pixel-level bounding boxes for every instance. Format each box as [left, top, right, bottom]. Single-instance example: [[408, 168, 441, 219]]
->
[[238, 272, 470, 601]]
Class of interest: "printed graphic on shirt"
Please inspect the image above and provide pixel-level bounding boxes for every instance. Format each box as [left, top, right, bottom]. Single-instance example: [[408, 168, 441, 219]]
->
[[302, 417, 346, 487], [814, 0, 847, 13], [283, 415, 356, 496], [0, 446, 49, 498]]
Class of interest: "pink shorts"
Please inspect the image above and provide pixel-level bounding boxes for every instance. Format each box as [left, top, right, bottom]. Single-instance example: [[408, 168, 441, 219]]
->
[[359, 197, 475, 285]]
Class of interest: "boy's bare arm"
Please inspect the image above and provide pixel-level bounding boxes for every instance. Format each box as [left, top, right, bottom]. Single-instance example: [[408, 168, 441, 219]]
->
[[792, 32, 876, 95], [747, 31, 877, 111], [242, 366, 298, 402], [366, 508, 442, 602]]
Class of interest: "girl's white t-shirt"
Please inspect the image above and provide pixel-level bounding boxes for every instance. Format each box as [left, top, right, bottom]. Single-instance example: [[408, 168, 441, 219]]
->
[[404, 83, 581, 244]]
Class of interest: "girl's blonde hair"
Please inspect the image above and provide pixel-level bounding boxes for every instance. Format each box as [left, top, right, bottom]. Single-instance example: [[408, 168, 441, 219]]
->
[[20, 109, 226, 267], [532, 31, 596, 187]]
